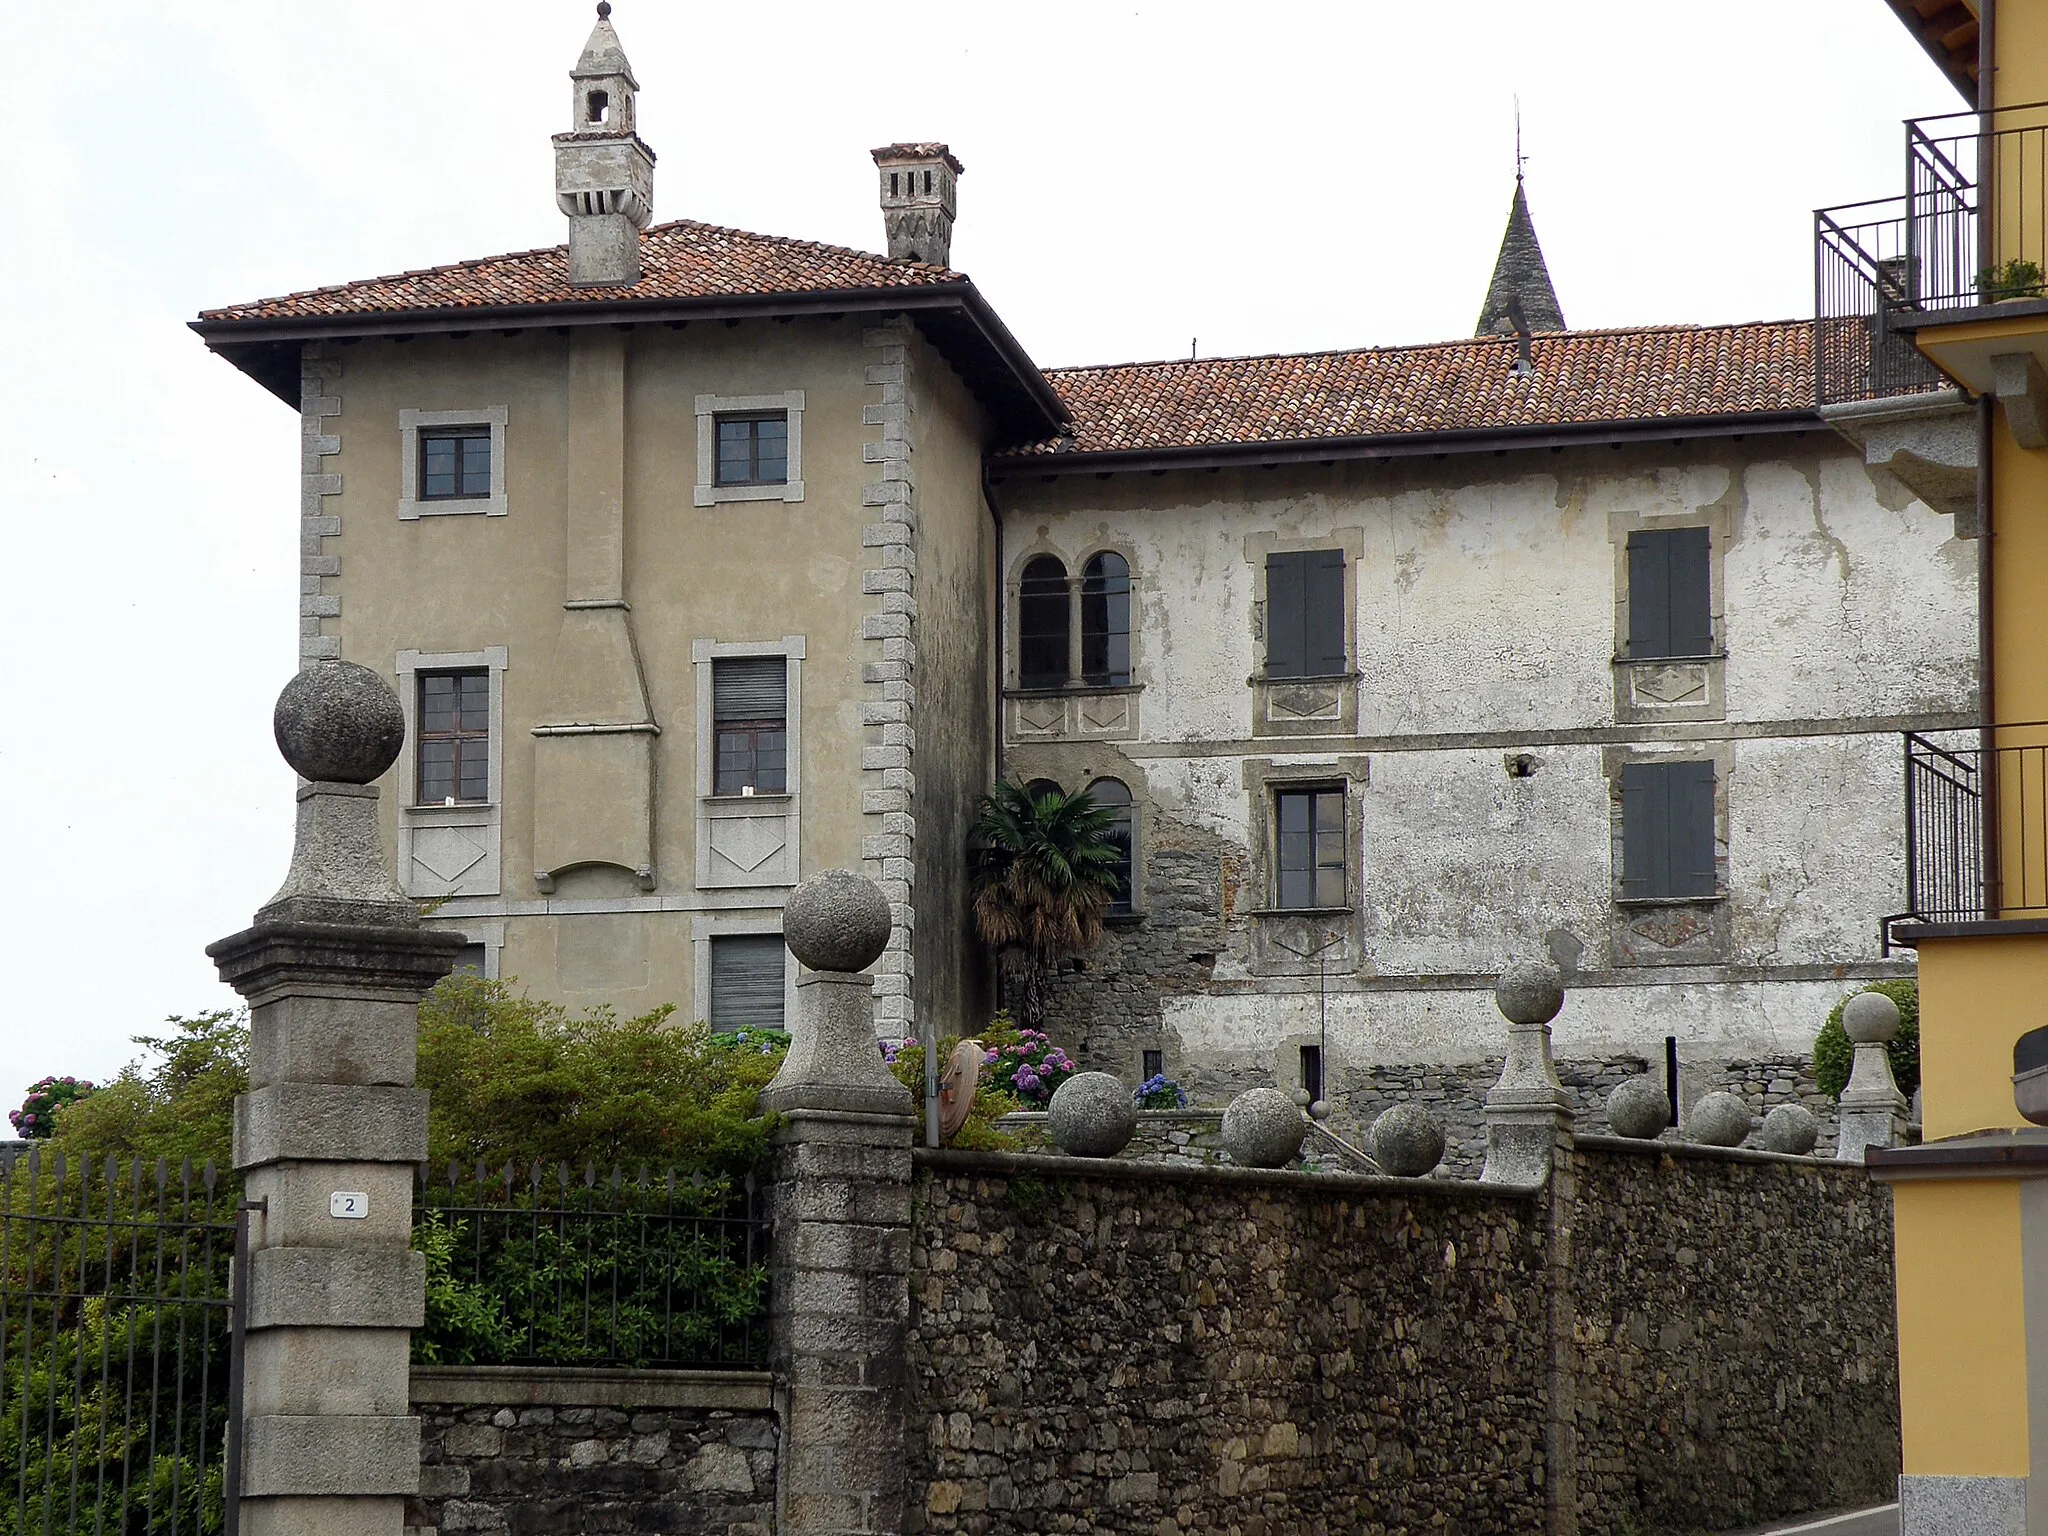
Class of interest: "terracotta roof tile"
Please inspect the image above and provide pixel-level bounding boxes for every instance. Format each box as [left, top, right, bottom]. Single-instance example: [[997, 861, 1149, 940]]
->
[[197, 218, 960, 324], [1021, 321, 1816, 457]]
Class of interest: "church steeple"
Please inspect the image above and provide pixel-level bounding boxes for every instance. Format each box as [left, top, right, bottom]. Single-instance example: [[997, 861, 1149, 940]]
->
[[553, 2, 656, 288], [1474, 179, 1566, 338]]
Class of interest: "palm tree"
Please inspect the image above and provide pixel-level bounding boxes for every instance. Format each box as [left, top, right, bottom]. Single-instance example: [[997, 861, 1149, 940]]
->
[[968, 780, 1125, 1030]]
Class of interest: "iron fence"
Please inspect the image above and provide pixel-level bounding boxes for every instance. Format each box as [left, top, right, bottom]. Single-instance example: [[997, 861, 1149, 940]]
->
[[413, 1162, 770, 1369], [1814, 197, 1951, 405], [0, 1150, 243, 1536]]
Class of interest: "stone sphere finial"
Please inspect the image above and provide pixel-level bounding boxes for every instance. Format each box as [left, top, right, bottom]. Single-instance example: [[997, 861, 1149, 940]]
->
[[273, 662, 405, 785], [783, 869, 892, 973], [1606, 1076, 1671, 1139], [1371, 1103, 1445, 1177], [1495, 961, 1565, 1026], [1221, 1087, 1307, 1169], [1843, 991, 1902, 1045], [1689, 1090, 1754, 1147]]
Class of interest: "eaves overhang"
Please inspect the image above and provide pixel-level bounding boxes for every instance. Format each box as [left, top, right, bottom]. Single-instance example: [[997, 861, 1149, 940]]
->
[[189, 280, 1069, 449], [986, 409, 1824, 481]]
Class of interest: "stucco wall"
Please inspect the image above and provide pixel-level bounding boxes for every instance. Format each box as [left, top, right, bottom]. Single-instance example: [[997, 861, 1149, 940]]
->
[[1000, 436, 1972, 1094]]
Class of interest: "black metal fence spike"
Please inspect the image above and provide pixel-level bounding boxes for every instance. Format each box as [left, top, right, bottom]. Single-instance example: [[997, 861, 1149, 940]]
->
[[203, 1162, 219, 1194], [155, 1155, 169, 1190], [583, 1162, 597, 1189]]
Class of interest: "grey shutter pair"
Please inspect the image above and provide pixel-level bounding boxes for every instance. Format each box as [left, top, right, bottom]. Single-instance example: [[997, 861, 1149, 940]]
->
[[713, 657, 786, 720], [1621, 760, 1716, 900], [710, 934, 786, 1029], [1627, 527, 1713, 659], [1265, 550, 1347, 678]]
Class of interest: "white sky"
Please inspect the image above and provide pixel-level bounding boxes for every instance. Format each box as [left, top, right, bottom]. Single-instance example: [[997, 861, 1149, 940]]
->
[[0, 1, 1951, 1121]]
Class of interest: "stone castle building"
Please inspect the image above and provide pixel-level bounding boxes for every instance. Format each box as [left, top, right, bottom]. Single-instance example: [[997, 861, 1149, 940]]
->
[[193, 8, 1976, 1135]]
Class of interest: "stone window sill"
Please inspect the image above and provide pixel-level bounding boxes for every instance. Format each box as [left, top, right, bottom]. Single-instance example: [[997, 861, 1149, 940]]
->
[[1248, 906, 1355, 918], [1004, 683, 1144, 698], [1613, 893, 1726, 908], [1248, 671, 1359, 686], [704, 792, 792, 805], [405, 801, 495, 815], [1612, 652, 1726, 666]]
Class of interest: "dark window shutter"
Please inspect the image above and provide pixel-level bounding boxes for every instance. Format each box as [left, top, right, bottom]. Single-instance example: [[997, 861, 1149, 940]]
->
[[1670, 759, 1717, 897], [1627, 533, 1672, 658], [710, 935, 786, 1029], [1628, 527, 1713, 659], [714, 658, 786, 721], [1265, 552, 1308, 678], [1667, 528, 1713, 657], [1306, 550, 1347, 675], [1621, 760, 1717, 900]]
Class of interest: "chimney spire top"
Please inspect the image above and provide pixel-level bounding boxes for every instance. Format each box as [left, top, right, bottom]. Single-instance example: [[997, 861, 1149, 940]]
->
[[1474, 178, 1565, 339], [554, 5, 654, 286]]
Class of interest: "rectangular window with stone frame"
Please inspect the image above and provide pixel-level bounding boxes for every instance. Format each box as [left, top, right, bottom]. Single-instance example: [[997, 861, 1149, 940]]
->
[[1264, 549, 1347, 679], [1620, 759, 1717, 900], [416, 670, 490, 806], [1274, 786, 1347, 908], [1626, 527, 1713, 660], [712, 658, 788, 794], [709, 933, 786, 1030]]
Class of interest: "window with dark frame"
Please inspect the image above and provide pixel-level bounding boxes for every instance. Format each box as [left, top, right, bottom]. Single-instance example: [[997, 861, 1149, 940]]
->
[[1264, 549, 1347, 679], [1018, 556, 1071, 689], [714, 413, 790, 487], [1299, 1044, 1324, 1104], [1142, 1048, 1164, 1082], [713, 657, 788, 795], [1274, 786, 1346, 909], [1620, 759, 1717, 901], [420, 427, 492, 501], [1088, 777, 1136, 914], [417, 670, 490, 806], [709, 934, 786, 1030], [451, 943, 487, 977], [1081, 552, 1132, 686], [1626, 526, 1714, 660]]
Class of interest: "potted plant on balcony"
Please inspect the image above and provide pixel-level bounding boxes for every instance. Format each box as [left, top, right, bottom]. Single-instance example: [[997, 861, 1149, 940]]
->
[[1976, 257, 2048, 303]]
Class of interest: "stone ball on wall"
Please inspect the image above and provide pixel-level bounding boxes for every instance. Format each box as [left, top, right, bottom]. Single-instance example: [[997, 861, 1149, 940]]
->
[[273, 661, 405, 785], [1221, 1087, 1307, 1169], [1370, 1103, 1445, 1177], [1843, 991, 1902, 1045], [1688, 1090, 1755, 1148], [1047, 1072, 1138, 1158], [1606, 1076, 1672, 1140], [781, 870, 893, 973], [1759, 1103, 1821, 1156], [1494, 961, 1565, 1026]]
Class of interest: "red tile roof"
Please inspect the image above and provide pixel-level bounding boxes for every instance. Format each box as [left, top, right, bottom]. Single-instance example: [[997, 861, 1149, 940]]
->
[[1020, 321, 1816, 457], [196, 218, 961, 324]]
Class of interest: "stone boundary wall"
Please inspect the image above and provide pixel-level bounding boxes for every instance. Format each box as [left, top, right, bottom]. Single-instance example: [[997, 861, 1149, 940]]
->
[[405, 1368, 777, 1536], [1568, 1136, 1900, 1534], [995, 1109, 1227, 1165], [904, 1151, 1556, 1535]]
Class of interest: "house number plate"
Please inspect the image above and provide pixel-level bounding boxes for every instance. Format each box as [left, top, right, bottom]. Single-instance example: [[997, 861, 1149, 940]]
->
[[329, 1191, 368, 1219]]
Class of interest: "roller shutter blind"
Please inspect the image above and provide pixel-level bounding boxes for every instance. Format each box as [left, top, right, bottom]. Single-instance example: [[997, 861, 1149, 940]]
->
[[713, 657, 786, 720], [1621, 760, 1717, 900], [710, 935, 786, 1029], [1627, 527, 1713, 659]]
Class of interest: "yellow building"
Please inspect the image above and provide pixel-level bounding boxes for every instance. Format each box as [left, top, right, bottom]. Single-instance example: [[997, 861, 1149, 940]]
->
[[1826, 2, 2048, 1529]]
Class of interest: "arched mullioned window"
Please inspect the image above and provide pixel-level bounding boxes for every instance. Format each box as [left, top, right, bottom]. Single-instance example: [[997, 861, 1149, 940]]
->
[[1024, 778, 1064, 804], [1087, 777, 1136, 914], [1081, 552, 1132, 686], [1018, 556, 1070, 689]]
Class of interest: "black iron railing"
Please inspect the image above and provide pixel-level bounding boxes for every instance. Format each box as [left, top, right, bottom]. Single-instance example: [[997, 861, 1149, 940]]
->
[[413, 1162, 770, 1369], [1814, 197, 1951, 405], [0, 1150, 243, 1536], [1891, 724, 2048, 947], [1817, 102, 2048, 405]]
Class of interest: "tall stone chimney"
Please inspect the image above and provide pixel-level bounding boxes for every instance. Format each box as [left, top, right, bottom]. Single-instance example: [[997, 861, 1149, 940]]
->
[[554, 2, 655, 287], [871, 143, 963, 267]]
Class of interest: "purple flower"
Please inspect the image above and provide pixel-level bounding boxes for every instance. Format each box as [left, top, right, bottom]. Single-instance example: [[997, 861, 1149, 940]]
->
[[983, 1050, 999, 1065]]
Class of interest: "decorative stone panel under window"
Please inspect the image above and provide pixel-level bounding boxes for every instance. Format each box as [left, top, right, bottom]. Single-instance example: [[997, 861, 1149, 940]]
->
[[694, 637, 804, 890], [694, 392, 805, 505], [708, 934, 787, 1030], [396, 646, 508, 900], [398, 406, 508, 519]]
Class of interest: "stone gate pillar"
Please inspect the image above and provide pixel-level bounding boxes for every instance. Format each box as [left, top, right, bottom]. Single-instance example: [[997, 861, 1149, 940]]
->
[[761, 870, 918, 1536], [208, 663, 464, 1536], [1837, 990, 1910, 1162]]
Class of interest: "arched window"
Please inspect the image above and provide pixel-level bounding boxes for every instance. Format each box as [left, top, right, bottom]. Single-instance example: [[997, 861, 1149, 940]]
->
[[1081, 552, 1131, 686], [1024, 778, 1063, 804], [1018, 556, 1071, 689], [1088, 777, 1136, 914]]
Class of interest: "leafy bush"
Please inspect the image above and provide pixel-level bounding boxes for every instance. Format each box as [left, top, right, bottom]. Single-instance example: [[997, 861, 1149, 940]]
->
[[9, 1074, 98, 1140], [1977, 257, 2047, 301], [1134, 1073, 1188, 1109], [1812, 979, 1920, 1100], [41, 1013, 244, 1170]]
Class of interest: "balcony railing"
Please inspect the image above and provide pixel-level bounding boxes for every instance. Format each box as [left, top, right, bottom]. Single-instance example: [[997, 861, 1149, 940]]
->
[[1815, 101, 2048, 406], [1889, 724, 2048, 949]]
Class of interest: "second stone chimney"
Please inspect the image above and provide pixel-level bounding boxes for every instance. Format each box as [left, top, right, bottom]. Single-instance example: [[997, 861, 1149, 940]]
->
[[871, 143, 963, 267], [554, 3, 656, 287]]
